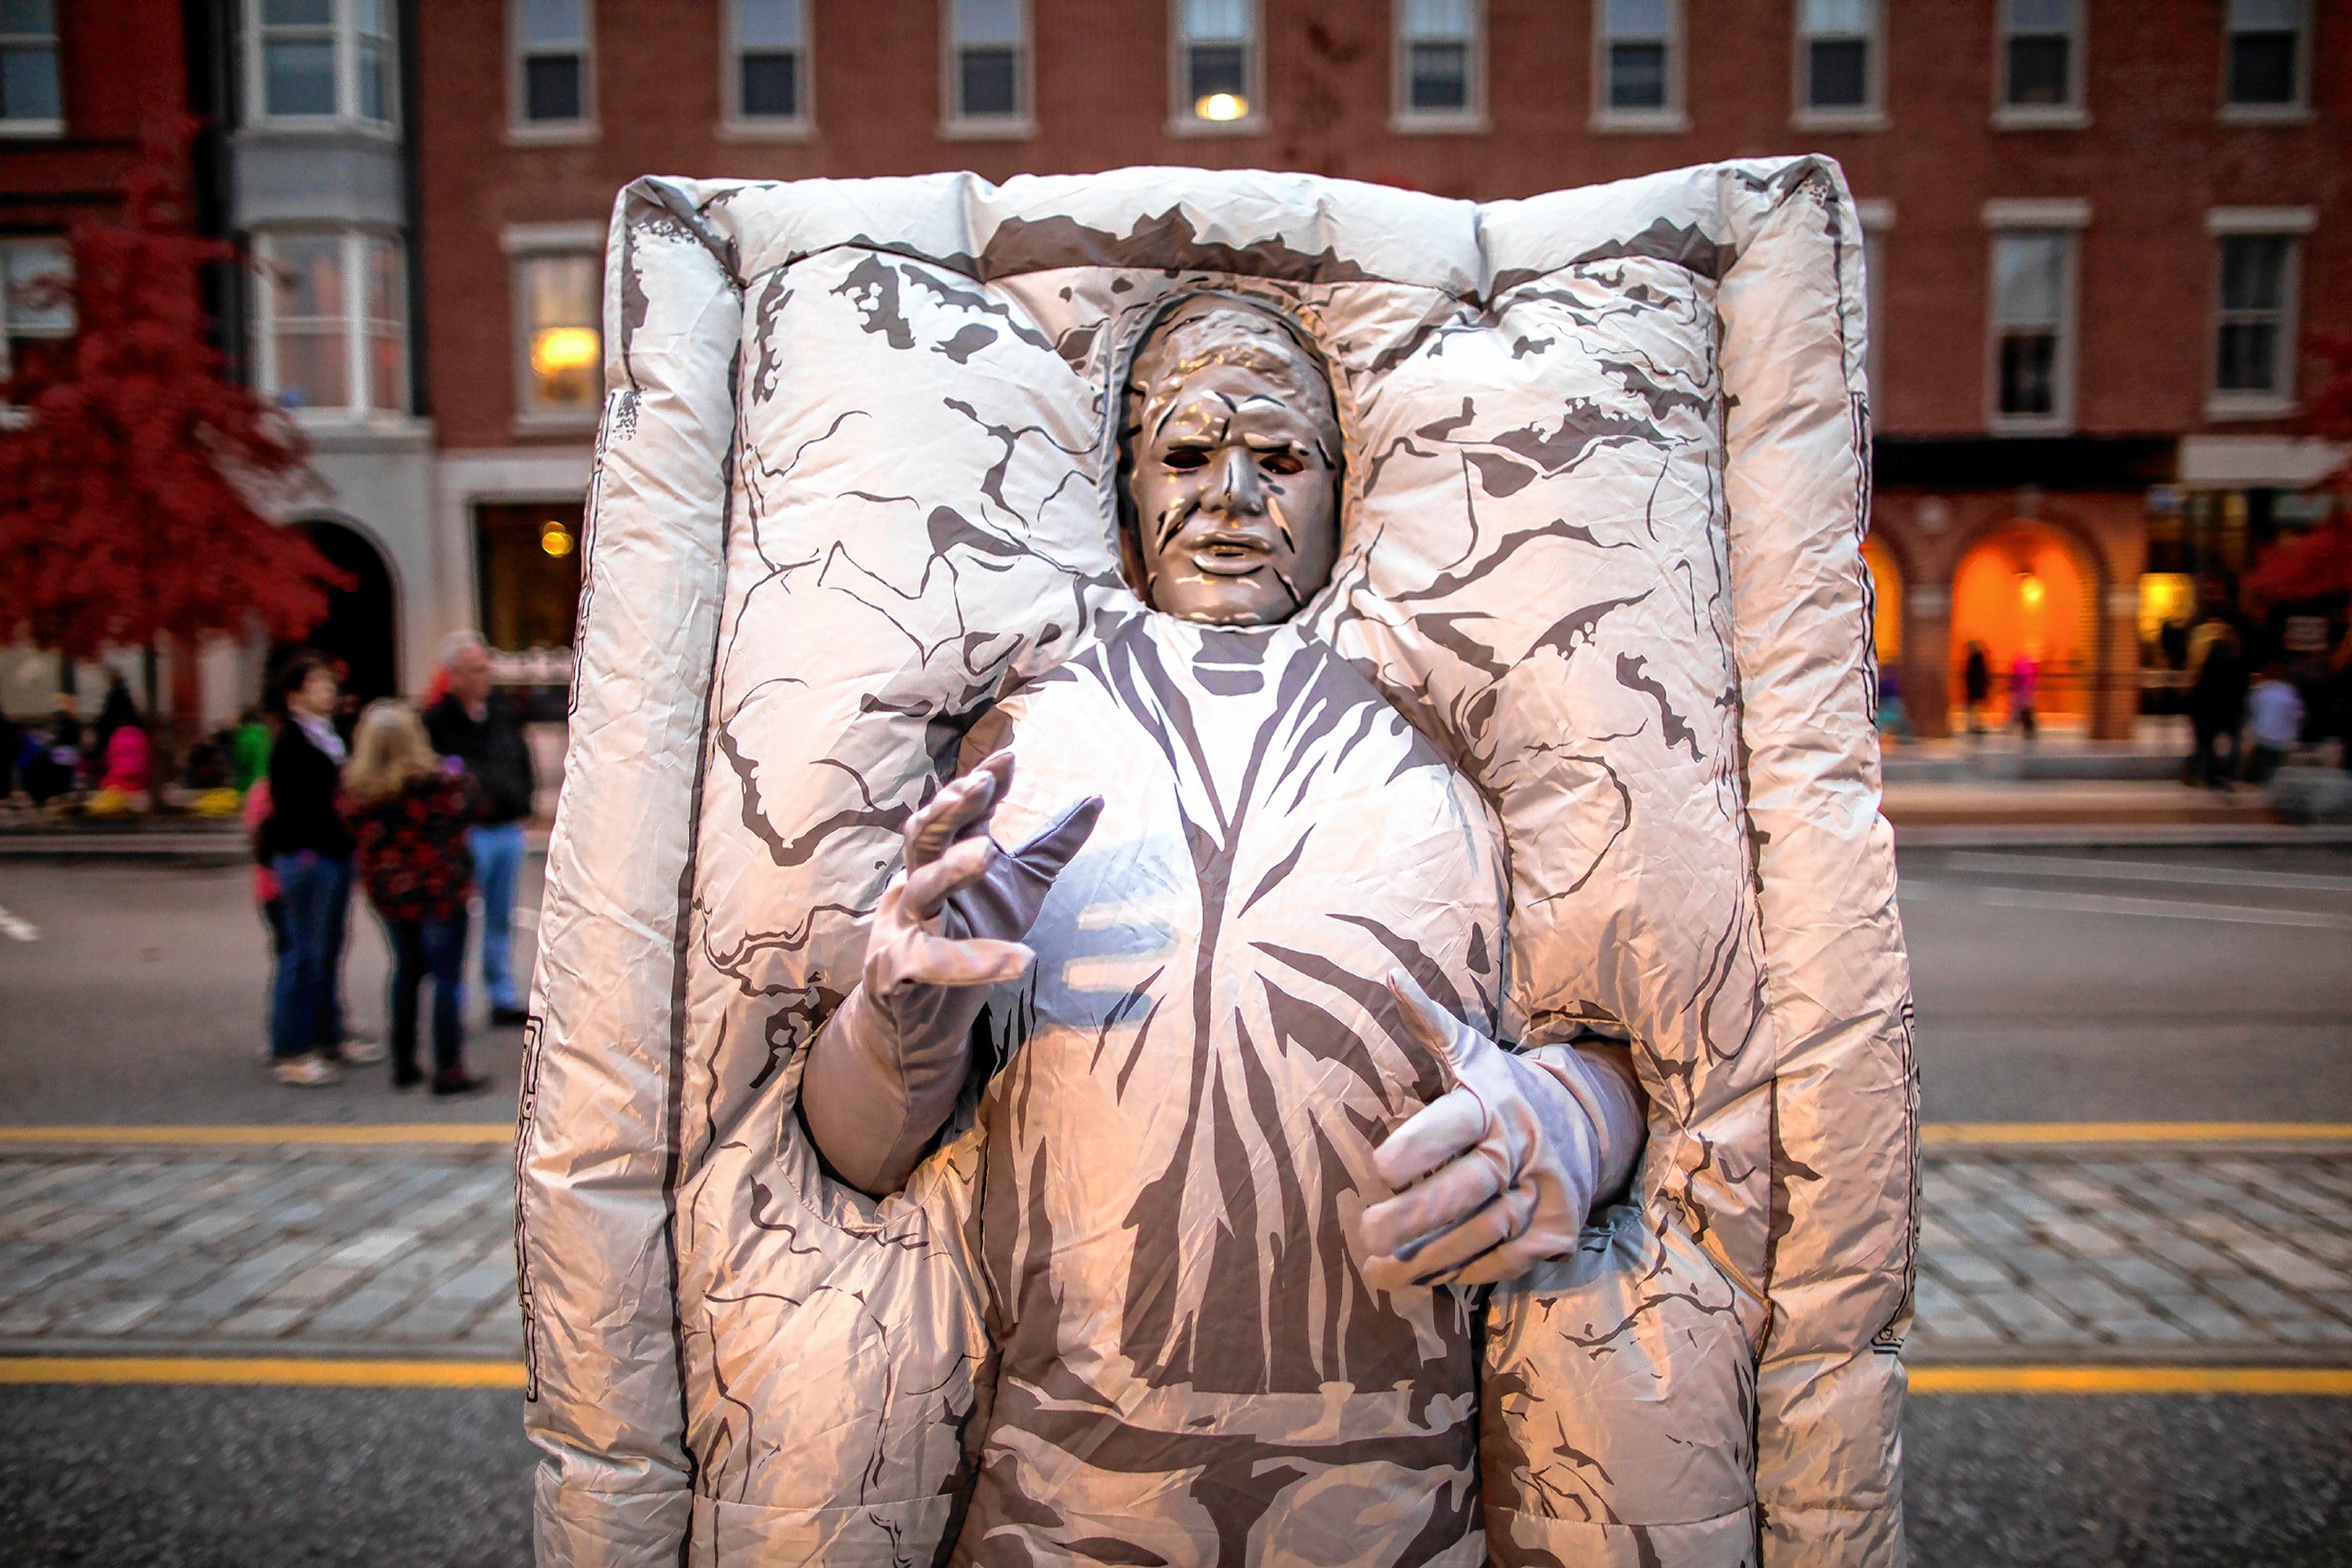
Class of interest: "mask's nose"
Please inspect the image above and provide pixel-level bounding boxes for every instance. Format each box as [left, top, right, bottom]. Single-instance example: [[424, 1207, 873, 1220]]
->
[[1204, 448, 1265, 517]]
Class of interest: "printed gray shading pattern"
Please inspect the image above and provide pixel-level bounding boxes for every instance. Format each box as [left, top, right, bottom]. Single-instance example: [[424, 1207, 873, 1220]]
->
[[524, 161, 1912, 1567]]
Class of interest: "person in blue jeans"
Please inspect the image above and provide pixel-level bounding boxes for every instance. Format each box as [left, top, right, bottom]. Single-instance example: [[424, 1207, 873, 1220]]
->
[[259, 652, 374, 1087], [425, 632, 537, 1028], [342, 700, 489, 1094]]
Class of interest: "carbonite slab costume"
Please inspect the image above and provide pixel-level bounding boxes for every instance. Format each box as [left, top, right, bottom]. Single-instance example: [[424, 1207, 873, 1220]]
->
[[522, 160, 1918, 1567]]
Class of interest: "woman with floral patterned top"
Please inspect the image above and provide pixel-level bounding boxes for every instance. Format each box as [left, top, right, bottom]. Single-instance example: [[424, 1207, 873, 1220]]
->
[[340, 700, 490, 1095]]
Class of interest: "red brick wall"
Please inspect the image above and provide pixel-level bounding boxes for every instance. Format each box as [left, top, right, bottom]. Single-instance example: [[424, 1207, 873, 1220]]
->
[[0, 0, 186, 231], [414, 0, 2347, 452]]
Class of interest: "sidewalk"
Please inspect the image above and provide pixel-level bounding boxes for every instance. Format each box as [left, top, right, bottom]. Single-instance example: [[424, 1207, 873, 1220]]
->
[[2, 1128, 2346, 1369]]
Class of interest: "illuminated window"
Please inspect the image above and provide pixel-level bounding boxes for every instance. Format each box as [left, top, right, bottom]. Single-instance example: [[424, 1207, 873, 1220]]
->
[[0, 236, 71, 383], [1595, 0, 1678, 124], [729, 0, 805, 125], [1990, 229, 2074, 426], [256, 231, 407, 417], [514, 0, 590, 127], [250, 0, 394, 126], [2223, 0, 2306, 113], [1796, 0, 1879, 119], [1397, 0, 1479, 121], [0, 0, 60, 135], [1998, 0, 2078, 113], [516, 251, 601, 418], [1176, 0, 1256, 127], [948, 0, 1025, 125]]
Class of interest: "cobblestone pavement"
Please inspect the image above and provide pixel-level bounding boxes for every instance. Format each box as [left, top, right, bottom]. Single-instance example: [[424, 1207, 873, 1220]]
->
[[1, 1138, 2347, 1363]]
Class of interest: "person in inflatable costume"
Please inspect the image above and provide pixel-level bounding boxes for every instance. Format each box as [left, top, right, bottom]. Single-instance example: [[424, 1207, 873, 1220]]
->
[[799, 292, 1648, 1565]]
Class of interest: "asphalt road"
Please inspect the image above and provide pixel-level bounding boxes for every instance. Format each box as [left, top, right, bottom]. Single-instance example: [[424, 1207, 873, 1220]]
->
[[2, 840, 2347, 1126], [0, 1385, 2346, 1567]]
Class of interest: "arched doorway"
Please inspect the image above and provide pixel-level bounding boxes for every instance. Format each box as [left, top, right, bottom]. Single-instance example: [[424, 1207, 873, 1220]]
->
[[1861, 532, 1904, 663], [1949, 521, 2096, 727], [292, 520, 399, 705]]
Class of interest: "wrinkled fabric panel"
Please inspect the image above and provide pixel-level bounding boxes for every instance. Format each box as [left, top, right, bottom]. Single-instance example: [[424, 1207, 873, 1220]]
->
[[1716, 162, 1916, 1566], [521, 181, 740, 1560]]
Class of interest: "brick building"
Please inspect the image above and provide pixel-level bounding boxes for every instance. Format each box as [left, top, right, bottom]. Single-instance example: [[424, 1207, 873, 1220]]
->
[[61, 0, 2334, 736]]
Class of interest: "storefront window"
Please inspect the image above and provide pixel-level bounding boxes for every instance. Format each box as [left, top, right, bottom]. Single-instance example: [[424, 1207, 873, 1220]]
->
[[475, 502, 584, 656]]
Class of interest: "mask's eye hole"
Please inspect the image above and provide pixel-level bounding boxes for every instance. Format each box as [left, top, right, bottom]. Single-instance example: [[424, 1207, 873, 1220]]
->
[[1258, 450, 1305, 476], [1160, 446, 1210, 471]]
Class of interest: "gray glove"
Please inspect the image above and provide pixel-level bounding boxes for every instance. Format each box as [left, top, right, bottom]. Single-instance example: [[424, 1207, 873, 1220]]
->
[[799, 750, 1101, 1197], [1358, 975, 1646, 1290]]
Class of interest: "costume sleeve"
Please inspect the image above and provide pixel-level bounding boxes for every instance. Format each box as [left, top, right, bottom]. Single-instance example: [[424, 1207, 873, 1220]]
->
[[518, 181, 740, 1568], [1718, 159, 1917, 1566]]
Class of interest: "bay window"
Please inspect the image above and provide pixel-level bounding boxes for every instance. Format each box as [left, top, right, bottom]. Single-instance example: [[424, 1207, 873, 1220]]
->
[[249, 0, 396, 128], [256, 231, 408, 418]]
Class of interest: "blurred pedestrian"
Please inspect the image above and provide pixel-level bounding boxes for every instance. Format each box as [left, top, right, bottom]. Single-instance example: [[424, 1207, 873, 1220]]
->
[[2243, 661, 2304, 786], [260, 652, 378, 1087], [1875, 662, 1911, 743], [425, 632, 535, 1029], [229, 706, 274, 793], [90, 672, 136, 761], [2326, 626, 2352, 773], [341, 701, 490, 1095], [23, 693, 83, 805], [1962, 642, 1991, 735], [2008, 651, 2040, 742], [2185, 628, 2249, 789]]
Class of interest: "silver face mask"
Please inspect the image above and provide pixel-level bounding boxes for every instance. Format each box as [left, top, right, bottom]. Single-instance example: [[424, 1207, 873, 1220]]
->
[[1122, 298, 1342, 627]]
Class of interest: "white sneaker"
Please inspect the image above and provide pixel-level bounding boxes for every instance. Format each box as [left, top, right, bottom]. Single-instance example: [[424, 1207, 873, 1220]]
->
[[335, 1038, 387, 1065], [274, 1053, 343, 1087]]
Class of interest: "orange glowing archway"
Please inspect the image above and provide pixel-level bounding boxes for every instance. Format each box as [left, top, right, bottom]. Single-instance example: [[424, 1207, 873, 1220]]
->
[[1949, 522, 2093, 721], [1861, 533, 1903, 662]]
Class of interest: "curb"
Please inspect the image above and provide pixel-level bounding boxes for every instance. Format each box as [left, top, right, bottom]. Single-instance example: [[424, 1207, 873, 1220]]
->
[[1893, 822, 2352, 850]]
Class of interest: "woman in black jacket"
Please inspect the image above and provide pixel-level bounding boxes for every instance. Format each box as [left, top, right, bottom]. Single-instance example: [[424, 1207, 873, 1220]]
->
[[261, 652, 365, 1087]]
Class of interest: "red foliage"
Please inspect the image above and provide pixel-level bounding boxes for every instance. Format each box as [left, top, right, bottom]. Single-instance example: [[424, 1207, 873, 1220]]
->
[[0, 119, 343, 662]]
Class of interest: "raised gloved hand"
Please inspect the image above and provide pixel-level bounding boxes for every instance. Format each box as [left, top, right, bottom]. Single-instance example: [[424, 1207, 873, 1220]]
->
[[1357, 976, 1646, 1291], [799, 750, 1102, 1197]]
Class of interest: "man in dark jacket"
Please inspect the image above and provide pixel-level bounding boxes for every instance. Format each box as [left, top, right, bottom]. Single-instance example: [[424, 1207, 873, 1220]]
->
[[425, 633, 535, 1026]]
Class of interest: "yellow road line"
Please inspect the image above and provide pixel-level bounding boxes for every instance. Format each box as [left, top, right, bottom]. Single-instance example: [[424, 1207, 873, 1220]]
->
[[1912, 1364, 2352, 1396], [0, 1123, 514, 1147], [1922, 1122, 2352, 1146], [0, 1356, 524, 1388]]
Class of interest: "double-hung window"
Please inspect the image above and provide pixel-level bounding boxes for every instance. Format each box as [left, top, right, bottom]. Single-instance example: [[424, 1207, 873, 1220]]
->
[[946, 0, 1026, 129], [1174, 0, 1258, 129], [1987, 223, 2078, 429], [514, 0, 592, 131], [1593, 0, 1679, 129], [727, 0, 806, 129], [1396, 0, 1479, 125], [506, 230, 602, 423], [0, 236, 71, 386], [2206, 210, 2311, 415], [251, 0, 394, 127], [256, 232, 408, 419], [0, 1, 61, 136], [2223, 0, 2307, 118], [1795, 0, 1881, 125], [1996, 0, 2083, 125]]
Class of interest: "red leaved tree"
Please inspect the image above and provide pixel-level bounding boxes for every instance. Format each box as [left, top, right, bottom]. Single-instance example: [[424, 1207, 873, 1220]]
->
[[0, 119, 343, 726]]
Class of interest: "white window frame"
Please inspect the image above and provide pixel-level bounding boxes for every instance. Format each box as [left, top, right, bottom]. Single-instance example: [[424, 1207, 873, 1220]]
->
[[1170, 0, 1263, 136], [1993, 0, 2087, 129], [0, 2, 63, 139], [503, 222, 604, 431], [2205, 206, 2314, 420], [0, 235, 73, 390], [243, 0, 398, 133], [1981, 199, 2089, 436], [252, 229, 409, 423], [1391, 0, 1484, 133], [1857, 198, 1893, 406], [508, 0, 596, 143], [941, 0, 1033, 139], [2220, 0, 2310, 124], [720, 0, 811, 139], [1590, 0, 1685, 133], [1791, 0, 1885, 132]]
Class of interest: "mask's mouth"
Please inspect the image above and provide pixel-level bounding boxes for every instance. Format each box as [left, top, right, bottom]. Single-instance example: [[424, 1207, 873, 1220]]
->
[[1178, 525, 1278, 578]]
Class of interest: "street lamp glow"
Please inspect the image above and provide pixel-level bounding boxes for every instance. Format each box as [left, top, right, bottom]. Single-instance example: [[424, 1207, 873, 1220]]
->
[[1194, 91, 1248, 122], [532, 325, 601, 377], [2018, 572, 2045, 611], [539, 521, 576, 558]]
